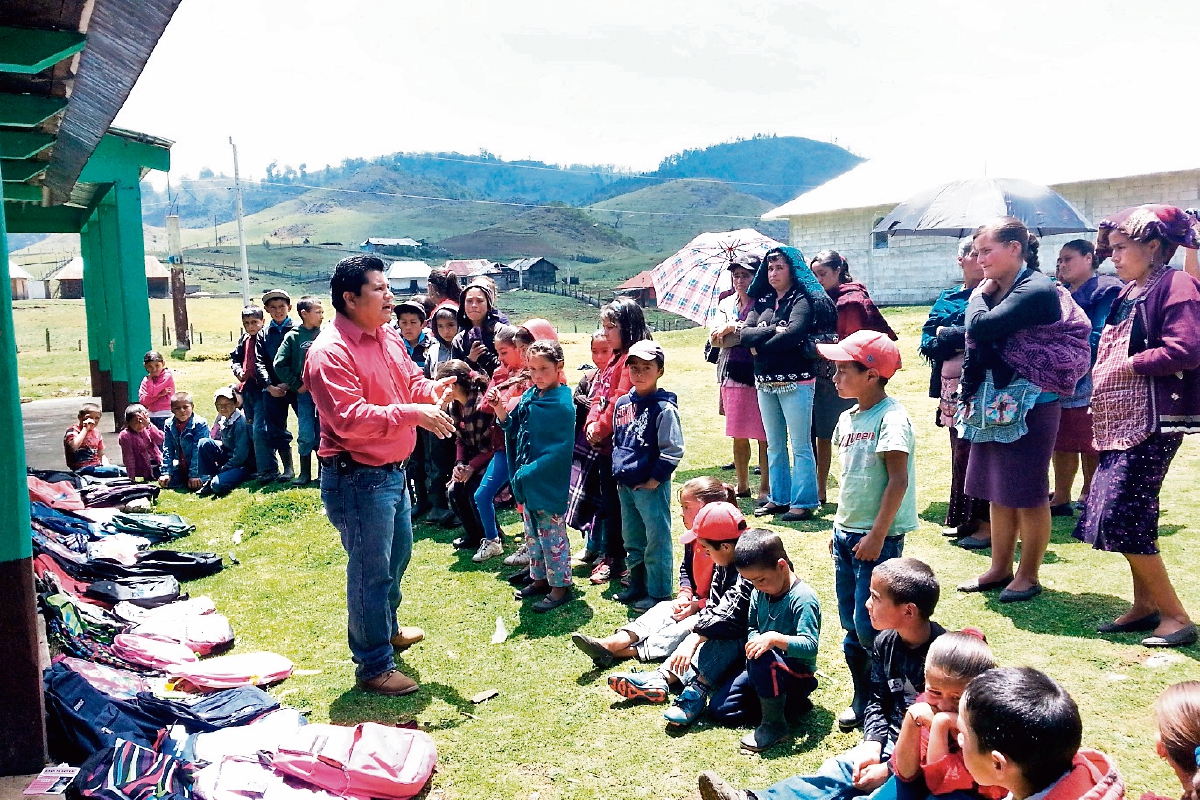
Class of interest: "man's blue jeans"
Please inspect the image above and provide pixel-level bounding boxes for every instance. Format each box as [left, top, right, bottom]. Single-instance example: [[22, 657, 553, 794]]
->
[[757, 382, 819, 510], [321, 465, 413, 682], [618, 481, 674, 599], [832, 528, 905, 658], [474, 452, 510, 542]]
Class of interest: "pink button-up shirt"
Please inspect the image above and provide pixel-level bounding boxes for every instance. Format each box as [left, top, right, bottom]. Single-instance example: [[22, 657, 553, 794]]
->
[[304, 314, 439, 466]]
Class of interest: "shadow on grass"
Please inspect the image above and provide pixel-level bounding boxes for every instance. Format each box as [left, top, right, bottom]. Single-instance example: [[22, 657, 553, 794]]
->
[[327, 660, 476, 729], [511, 593, 594, 639], [921, 501, 949, 525], [656, 704, 836, 758]]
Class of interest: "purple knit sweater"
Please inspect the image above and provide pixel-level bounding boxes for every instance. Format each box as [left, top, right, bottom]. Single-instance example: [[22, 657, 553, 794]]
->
[[1127, 268, 1200, 434]]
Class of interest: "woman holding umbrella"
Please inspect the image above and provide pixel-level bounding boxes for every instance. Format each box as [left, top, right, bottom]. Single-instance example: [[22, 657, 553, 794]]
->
[[733, 246, 837, 522], [1074, 205, 1200, 647], [809, 250, 896, 506], [709, 254, 769, 502]]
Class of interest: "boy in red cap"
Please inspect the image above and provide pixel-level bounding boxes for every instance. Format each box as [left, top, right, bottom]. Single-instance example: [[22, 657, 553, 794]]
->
[[814, 329, 919, 734]]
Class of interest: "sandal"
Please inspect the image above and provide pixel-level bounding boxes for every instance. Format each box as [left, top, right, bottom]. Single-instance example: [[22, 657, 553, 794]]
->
[[514, 582, 551, 600], [956, 576, 1014, 593]]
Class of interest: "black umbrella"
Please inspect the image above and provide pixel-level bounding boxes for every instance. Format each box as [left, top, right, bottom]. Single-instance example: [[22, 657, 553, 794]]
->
[[871, 177, 1094, 238]]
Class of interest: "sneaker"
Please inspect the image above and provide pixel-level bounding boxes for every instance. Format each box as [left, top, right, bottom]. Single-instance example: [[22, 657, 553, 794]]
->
[[664, 682, 709, 727], [503, 542, 530, 566], [589, 557, 614, 584], [473, 538, 504, 563], [196, 480, 214, 497], [608, 670, 669, 703], [573, 547, 599, 564], [631, 596, 662, 612]]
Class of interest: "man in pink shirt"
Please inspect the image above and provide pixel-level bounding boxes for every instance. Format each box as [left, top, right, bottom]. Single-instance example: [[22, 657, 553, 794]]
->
[[304, 255, 456, 697]]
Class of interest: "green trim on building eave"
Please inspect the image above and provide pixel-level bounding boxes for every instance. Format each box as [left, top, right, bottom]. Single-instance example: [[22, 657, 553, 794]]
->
[[79, 133, 171, 182], [0, 93, 68, 128], [0, 131, 55, 160], [3, 202, 86, 234], [0, 27, 87, 75], [0, 159, 46, 183], [1, 184, 42, 203]]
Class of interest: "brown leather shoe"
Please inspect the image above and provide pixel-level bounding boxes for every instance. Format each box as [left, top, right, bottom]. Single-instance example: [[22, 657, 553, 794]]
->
[[390, 627, 425, 651], [357, 669, 418, 696]]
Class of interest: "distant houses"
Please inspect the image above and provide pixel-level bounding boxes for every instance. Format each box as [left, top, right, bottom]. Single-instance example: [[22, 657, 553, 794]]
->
[[507, 257, 558, 287], [49, 255, 171, 299], [9, 261, 47, 300], [614, 270, 657, 308], [361, 237, 421, 256], [387, 260, 432, 294]]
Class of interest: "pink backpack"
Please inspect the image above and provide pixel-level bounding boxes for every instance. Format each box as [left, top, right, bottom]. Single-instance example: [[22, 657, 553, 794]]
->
[[131, 613, 235, 656], [28, 475, 85, 510], [112, 632, 199, 670], [169, 651, 293, 692], [271, 723, 437, 800]]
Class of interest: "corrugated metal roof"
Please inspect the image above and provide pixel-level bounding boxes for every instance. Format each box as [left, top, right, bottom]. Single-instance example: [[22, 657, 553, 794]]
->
[[8, 260, 34, 281], [616, 270, 655, 290], [364, 237, 420, 247], [387, 260, 431, 280], [52, 254, 169, 280], [444, 259, 501, 278]]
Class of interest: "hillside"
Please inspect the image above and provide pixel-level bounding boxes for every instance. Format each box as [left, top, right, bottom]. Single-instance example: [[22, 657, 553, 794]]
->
[[437, 205, 637, 260]]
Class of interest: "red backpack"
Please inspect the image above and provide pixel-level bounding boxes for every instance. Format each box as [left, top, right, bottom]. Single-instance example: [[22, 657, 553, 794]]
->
[[271, 723, 437, 800]]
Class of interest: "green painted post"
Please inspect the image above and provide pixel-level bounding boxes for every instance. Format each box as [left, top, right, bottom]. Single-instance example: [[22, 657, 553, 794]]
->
[[0, 160, 48, 772], [111, 178, 152, 409], [81, 218, 114, 412], [96, 197, 130, 412]]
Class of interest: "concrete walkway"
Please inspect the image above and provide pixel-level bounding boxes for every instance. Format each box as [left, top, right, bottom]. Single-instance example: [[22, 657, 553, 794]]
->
[[21, 396, 112, 472]]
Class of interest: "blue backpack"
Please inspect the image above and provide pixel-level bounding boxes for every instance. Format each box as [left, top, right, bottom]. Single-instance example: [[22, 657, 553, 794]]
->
[[43, 662, 162, 765]]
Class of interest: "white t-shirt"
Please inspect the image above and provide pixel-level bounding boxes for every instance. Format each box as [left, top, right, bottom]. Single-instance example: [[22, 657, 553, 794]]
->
[[832, 396, 919, 536]]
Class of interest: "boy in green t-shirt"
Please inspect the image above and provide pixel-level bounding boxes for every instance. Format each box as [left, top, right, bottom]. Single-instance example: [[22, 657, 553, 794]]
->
[[815, 330, 918, 735]]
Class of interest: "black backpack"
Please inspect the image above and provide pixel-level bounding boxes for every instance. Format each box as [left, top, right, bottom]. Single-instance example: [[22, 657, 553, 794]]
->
[[43, 662, 162, 765], [85, 576, 182, 608]]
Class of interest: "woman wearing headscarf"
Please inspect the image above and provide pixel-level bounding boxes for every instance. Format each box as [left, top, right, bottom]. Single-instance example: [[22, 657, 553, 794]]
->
[[809, 250, 897, 506], [957, 217, 1091, 603], [731, 246, 837, 522], [919, 239, 991, 547], [708, 254, 769, 502], [1074, 205, 1200, 648]]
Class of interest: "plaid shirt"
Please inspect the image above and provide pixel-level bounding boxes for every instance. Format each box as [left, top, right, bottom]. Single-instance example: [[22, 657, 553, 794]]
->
[[454, 392, 495, 473]]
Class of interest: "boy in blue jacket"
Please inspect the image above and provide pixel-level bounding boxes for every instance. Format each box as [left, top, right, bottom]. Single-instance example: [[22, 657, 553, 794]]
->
[[197, 386, 253, 497], [611, 340, 685, 610], [158, 392, 210, 490]]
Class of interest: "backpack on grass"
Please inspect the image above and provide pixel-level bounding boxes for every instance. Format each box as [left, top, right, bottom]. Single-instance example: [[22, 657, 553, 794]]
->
[[271, 723, 437, 800], [103, 513, 194, 542], [70, 737, 192, 800]]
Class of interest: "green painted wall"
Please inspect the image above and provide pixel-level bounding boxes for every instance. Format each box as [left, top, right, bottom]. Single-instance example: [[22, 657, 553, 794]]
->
[[0, 164, 33, 562]]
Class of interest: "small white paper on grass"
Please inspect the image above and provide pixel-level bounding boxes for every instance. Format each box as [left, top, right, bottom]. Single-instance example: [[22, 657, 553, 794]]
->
[[491, 616, 509, 644], [1144, 653, 1183, 668], [232, 529, 243, 544], [1105, 673, 1129, 682], [293, 668, 323, 676]]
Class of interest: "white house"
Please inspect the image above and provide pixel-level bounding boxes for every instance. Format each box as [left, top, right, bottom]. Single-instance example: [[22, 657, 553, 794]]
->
[[764, 163, 1200, 304], [387, 260, 431, 294]]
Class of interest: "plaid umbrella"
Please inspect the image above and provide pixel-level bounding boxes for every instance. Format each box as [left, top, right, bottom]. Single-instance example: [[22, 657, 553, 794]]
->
[[651, 229, 785, 325]]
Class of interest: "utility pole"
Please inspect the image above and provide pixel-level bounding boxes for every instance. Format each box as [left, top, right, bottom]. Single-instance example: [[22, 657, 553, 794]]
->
[[166, 216, 191, 350], [212, 214, 218, 248], [230, 137, 251, 305]]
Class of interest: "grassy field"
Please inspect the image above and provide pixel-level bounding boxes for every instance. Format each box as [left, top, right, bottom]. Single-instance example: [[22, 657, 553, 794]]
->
[[15, 300, 1200, 798]]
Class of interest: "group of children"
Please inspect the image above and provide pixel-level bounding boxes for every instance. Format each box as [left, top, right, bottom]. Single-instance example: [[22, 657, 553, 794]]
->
[[64, 288, 326, 497]]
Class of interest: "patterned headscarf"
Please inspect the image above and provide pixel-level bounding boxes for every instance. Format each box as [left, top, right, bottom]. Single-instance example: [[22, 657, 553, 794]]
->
[[1096, 204, 1200, 263], [748, 245, 838, 330]]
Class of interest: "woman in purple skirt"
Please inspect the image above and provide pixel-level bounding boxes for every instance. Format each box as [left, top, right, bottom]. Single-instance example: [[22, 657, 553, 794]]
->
[[1074, 205, 1200, 648]]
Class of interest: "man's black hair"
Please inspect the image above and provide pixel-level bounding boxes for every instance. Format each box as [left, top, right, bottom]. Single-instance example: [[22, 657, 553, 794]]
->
[[961, 667, 1082, 792], [872, 557, 940, 619], [733, 528, 792, 570], [330, 255, 386, 314]]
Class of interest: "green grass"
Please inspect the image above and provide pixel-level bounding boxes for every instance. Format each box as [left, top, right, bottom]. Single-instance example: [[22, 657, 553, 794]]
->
[[17, 303, 1200, 798]]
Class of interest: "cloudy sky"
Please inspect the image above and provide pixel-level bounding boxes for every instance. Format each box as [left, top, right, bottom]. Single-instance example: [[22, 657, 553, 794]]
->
[[116, 0, 1200, 197]]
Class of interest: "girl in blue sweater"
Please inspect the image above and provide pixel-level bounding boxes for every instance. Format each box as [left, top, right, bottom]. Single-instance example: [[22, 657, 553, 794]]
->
[[491, 339, 576, 613]]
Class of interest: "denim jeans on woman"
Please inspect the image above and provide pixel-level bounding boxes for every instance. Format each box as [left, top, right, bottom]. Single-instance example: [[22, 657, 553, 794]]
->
[[320, 465, 413, 682], [474, 452, 510, 541], [757, 381, 820, 510]]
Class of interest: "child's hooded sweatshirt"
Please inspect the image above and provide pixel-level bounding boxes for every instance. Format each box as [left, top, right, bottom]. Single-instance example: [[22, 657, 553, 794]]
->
[[611, 387, 684, 487]]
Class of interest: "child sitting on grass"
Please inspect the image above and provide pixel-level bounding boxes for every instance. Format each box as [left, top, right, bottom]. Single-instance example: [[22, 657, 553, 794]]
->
[[612, 339, 685, 609], [570, 477, 736, 668], [706, 529, 821, 753], [159, 392, 210, 490], [138, 350, 175, 431], [958, 667, 1124, 800], [698, 557, 945, 800], [1146, 681, 1200, 800], [606, 505, 754, 731], [892, 629, 1003, 799], [816, 329, 917, 734], [64, 402, 107, 473], [494, 339, 576, 612], [196, 386, 252, 497], [117, 403, 163, 482]]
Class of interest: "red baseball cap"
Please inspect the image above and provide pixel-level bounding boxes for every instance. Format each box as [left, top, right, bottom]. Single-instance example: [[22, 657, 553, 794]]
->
[[816, 330, 902, 379], [680, 501, 747, 544]]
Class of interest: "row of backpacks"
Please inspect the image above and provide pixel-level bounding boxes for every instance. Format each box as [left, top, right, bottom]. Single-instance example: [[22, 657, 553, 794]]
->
[[31, 472, 439, 800]]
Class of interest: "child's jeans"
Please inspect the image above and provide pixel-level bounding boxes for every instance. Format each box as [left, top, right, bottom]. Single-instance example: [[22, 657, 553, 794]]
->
[[749, 741, 896, 800], [832, 528, 905, 662], [618, 480, 674, 598], [474, 452, 510, 541], [296, 392, 319, 458], [708, 649, 817, 727], [425, 434, 455, 513], [524, 508, 572, 588], [197, 439, 251, 496]]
